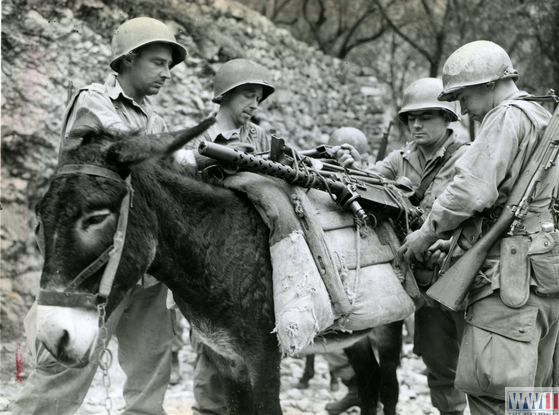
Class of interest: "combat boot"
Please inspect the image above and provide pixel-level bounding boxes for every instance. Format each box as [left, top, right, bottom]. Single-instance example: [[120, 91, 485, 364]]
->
[[325, 384, 360, 415]]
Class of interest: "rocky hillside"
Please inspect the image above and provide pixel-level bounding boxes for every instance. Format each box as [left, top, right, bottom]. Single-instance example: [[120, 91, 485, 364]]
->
[[1, 0, 391, 341]]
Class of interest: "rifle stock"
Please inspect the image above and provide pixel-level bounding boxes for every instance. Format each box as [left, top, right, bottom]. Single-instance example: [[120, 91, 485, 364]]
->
[[426, 208, 514, 311]]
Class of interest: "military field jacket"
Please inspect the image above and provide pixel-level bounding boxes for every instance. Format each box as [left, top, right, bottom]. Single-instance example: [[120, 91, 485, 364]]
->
[[415, 92, 555, 299], [369, 130, 469, 215], [421, 92, 553, 239], [59, 73, 167, 158]]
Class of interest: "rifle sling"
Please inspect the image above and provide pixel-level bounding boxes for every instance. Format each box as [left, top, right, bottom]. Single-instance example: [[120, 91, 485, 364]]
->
[[410, 140, 467, 206]]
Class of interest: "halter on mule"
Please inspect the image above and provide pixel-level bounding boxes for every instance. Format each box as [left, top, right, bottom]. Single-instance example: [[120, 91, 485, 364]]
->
[[36, 164, 133, 413]]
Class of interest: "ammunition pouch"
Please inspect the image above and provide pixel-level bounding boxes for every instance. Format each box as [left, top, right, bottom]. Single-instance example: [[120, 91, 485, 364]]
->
[[528, 230, 559, 296], [500, 235, 531, 308]]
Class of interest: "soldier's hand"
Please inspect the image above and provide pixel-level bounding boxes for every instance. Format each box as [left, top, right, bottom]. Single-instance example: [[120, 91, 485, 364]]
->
[[424, 240, 450, 268], [424, 239, 465, 268], [332, 144, 362, 168], [398, 229, 438, 263]]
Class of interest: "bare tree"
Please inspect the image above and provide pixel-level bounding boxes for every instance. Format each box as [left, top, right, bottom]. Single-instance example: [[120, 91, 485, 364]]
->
[[530, 0, 559, 91], [372, 0, 488, 77], [300, 0, 387, 58]]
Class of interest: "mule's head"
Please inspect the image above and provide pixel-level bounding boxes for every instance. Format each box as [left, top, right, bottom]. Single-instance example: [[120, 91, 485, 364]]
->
[[35, 118, 214, 367]]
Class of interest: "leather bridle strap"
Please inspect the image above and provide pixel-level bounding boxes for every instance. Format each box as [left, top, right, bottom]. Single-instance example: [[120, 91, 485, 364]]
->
[[64, 245, 115, 292], [99, 175, 132, 299], [56, 164, 124, 182], [37, 290, 99, 309]]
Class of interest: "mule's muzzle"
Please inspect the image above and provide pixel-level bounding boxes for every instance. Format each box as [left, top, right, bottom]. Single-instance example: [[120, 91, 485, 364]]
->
[[41, 335, 94, 368], [36, 305, 99, 367]]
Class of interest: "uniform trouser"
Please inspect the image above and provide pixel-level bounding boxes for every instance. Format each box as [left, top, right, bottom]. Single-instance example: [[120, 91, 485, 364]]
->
[[11, 283, 174, 415], [455, 291, 559, 415], [189, 331, 227, 415], [324, 349, 355, 382], [413, 303, 467, 414]]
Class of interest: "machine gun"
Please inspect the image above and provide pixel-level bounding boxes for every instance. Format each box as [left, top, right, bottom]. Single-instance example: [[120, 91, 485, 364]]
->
[[198, 140, 423, 237], [268, 135, 409, 188]]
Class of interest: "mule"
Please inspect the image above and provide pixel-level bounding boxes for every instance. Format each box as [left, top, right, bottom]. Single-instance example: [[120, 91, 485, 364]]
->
[[35, 119, 403, 415]]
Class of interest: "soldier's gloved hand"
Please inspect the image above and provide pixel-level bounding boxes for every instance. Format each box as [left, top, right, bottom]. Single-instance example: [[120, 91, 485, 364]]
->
[[332, 144, 362, 168], [398, 228, 438, 263]]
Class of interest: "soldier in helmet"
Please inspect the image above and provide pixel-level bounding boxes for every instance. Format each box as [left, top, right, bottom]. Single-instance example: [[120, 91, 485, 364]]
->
[[174, 58, 275, 415], [328, 78, 470, 415], [175, 58, 275, 170], [12, 17, 187, 415], [399, 41, 559, 414]]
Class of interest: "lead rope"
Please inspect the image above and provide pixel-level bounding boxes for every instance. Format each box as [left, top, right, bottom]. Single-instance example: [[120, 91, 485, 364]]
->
[[97, 303, 113, 415]]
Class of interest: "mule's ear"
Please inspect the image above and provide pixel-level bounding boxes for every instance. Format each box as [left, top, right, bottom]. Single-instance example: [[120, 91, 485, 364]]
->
[[163, 117, 216, 155], [108, 117, 216, 166]]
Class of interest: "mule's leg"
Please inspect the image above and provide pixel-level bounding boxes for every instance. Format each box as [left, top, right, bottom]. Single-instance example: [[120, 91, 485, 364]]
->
[[329, 369, 340, 391], [206, 338, 283, 415], [206, 348, 256, 415], [344, 336, 381, 415], [245, 339, 283, 415], [377, 320, 403, 415], [296, 354, 315, 389]]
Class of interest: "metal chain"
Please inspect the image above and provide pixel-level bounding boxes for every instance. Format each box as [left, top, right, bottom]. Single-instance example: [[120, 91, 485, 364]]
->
[[97, 303, 113, 415]]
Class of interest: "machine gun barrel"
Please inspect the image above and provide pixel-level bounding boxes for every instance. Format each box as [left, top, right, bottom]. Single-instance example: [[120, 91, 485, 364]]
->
[[198, 141, 422, 227]]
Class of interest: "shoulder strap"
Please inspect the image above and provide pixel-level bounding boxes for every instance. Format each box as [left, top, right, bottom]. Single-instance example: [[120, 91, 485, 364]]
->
[[409, 140, 468, 206]]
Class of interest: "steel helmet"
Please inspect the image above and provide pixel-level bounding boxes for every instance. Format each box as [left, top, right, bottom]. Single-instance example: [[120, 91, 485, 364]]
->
[[212, 59, 275, 103], [438, 40, 518, 101], [328, 127, 369, 154], [110, 17, 187, 72], [398, 78, 460, 123]]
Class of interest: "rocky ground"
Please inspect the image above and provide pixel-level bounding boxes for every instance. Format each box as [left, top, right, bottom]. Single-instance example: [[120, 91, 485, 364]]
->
[[0, 316, 470, 415]]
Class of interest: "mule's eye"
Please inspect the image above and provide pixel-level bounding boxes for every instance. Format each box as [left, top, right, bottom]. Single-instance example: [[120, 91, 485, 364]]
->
[[88, 214, 108, 225], [82, 209, 111, 229]]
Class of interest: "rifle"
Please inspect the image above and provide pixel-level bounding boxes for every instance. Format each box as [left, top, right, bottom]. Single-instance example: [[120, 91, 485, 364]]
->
[[198, 141, 424, 234], [426, 104, 559, 311], [376, 121, 393, 162]]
